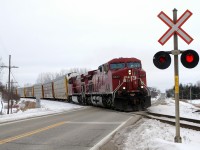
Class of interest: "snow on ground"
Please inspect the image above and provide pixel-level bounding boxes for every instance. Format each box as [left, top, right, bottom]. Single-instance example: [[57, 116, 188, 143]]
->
[[148, 98, 200, 120], [0, 98, 83, 123], [124, 97, 200, 150], [124, 118, 200, 150], [1, 96, 200, 150]]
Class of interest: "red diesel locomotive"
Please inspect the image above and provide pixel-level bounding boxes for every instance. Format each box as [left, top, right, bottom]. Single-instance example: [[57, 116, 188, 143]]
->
[[68, 57, 151, 111]]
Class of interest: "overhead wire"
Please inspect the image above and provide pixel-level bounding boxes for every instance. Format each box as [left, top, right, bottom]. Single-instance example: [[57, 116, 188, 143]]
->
[[0, 35, 20, 88], [11, 70, 20, 88]]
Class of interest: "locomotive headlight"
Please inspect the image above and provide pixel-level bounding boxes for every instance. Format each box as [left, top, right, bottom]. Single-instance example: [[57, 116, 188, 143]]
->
[[141, 86, 144, 89], [123, 87, 126, 90], [128, 70, 131, 75]]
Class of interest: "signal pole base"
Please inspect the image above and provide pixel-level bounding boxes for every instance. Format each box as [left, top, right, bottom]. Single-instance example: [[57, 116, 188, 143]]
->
[[174, 136, 182, 143]]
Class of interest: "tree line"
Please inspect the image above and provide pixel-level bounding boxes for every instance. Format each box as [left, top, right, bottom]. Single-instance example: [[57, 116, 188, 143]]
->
[[149, 87, 160, 98], [0, 57, 4, 81], [0, 82, 20, 101], [166, 81, 200, 99], [0, 57, 20, 102], [35, 68, 89, 84]]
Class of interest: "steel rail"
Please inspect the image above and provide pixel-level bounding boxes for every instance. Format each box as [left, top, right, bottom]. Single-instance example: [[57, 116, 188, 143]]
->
[[145, 111, 200, 131], [130, 111, 200, 131]]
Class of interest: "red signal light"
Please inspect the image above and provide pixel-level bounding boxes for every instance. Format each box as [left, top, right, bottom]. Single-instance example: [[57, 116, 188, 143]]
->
[[159, 56, 166, 63], [153, 51, 171, 69], [181, 50, 199, 68], [185, 54, 194, 63]]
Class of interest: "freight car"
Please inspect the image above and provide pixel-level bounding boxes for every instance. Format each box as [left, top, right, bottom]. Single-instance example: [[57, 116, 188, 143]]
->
[[17, 57, 151, 111], [17, 75, 69, 101]]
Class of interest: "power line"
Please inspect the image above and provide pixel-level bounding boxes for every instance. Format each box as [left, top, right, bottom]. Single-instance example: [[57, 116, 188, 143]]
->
[[11, 71, 20, 88]]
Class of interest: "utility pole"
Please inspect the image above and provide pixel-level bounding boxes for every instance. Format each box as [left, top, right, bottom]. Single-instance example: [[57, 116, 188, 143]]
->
[[9, 79, 18, 114], [0, 55, 18, 114], [187, 83, 192, 102], [173, 9, 182, 143]]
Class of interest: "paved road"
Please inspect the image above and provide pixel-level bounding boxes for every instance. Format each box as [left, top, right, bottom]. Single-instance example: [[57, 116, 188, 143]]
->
[[0, 107, 133, 150]]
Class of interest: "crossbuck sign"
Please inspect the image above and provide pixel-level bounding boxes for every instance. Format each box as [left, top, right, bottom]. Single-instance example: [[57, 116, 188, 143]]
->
[[158, 10, 193, 45]]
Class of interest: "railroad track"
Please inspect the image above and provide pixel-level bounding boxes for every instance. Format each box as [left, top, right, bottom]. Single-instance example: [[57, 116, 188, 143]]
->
[[130, 111, 200, 131]]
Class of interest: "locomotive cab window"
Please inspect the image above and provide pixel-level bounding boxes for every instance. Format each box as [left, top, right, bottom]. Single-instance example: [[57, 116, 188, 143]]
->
[[110, 63, 125, 70], [127, 62, 141, 68]]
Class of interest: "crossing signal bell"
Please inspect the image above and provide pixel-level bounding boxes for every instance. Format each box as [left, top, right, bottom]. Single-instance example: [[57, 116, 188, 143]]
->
[[181, 50, 199, 68], [153, 51, 171, 69]]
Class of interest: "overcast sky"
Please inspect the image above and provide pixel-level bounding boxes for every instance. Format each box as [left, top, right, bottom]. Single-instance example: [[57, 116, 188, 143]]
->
[[0, 0, 200, 92]]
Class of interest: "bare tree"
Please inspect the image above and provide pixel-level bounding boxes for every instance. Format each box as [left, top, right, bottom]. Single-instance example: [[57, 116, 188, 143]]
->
[[197, 81, 200, 88], [0, 82, 19, 101], [68, 68, 89, 74], [24, 83, 32, 87], [35, 68, 89, 84], [35, 72, 55, 84], [149, 87, 160, 98], [0, 82, 4, 92], [0, 57, 4, 81]]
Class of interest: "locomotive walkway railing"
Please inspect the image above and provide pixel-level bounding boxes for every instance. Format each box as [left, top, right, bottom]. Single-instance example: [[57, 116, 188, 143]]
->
[[139, 78, 151, 96], [112, 81, 125, 102]]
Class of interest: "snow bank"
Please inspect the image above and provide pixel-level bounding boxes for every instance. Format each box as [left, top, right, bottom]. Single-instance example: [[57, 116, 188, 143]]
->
[[124, 118, 200, 150], [148, 98, 200, 120], [0, 98, 83, 123], [123, 97, 200, 150]]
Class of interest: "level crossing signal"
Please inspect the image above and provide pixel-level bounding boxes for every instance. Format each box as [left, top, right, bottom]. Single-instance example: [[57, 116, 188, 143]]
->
[[153, 51, 171, 69], [153, 49, 199, 69], [181, 50, 199, 68]]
